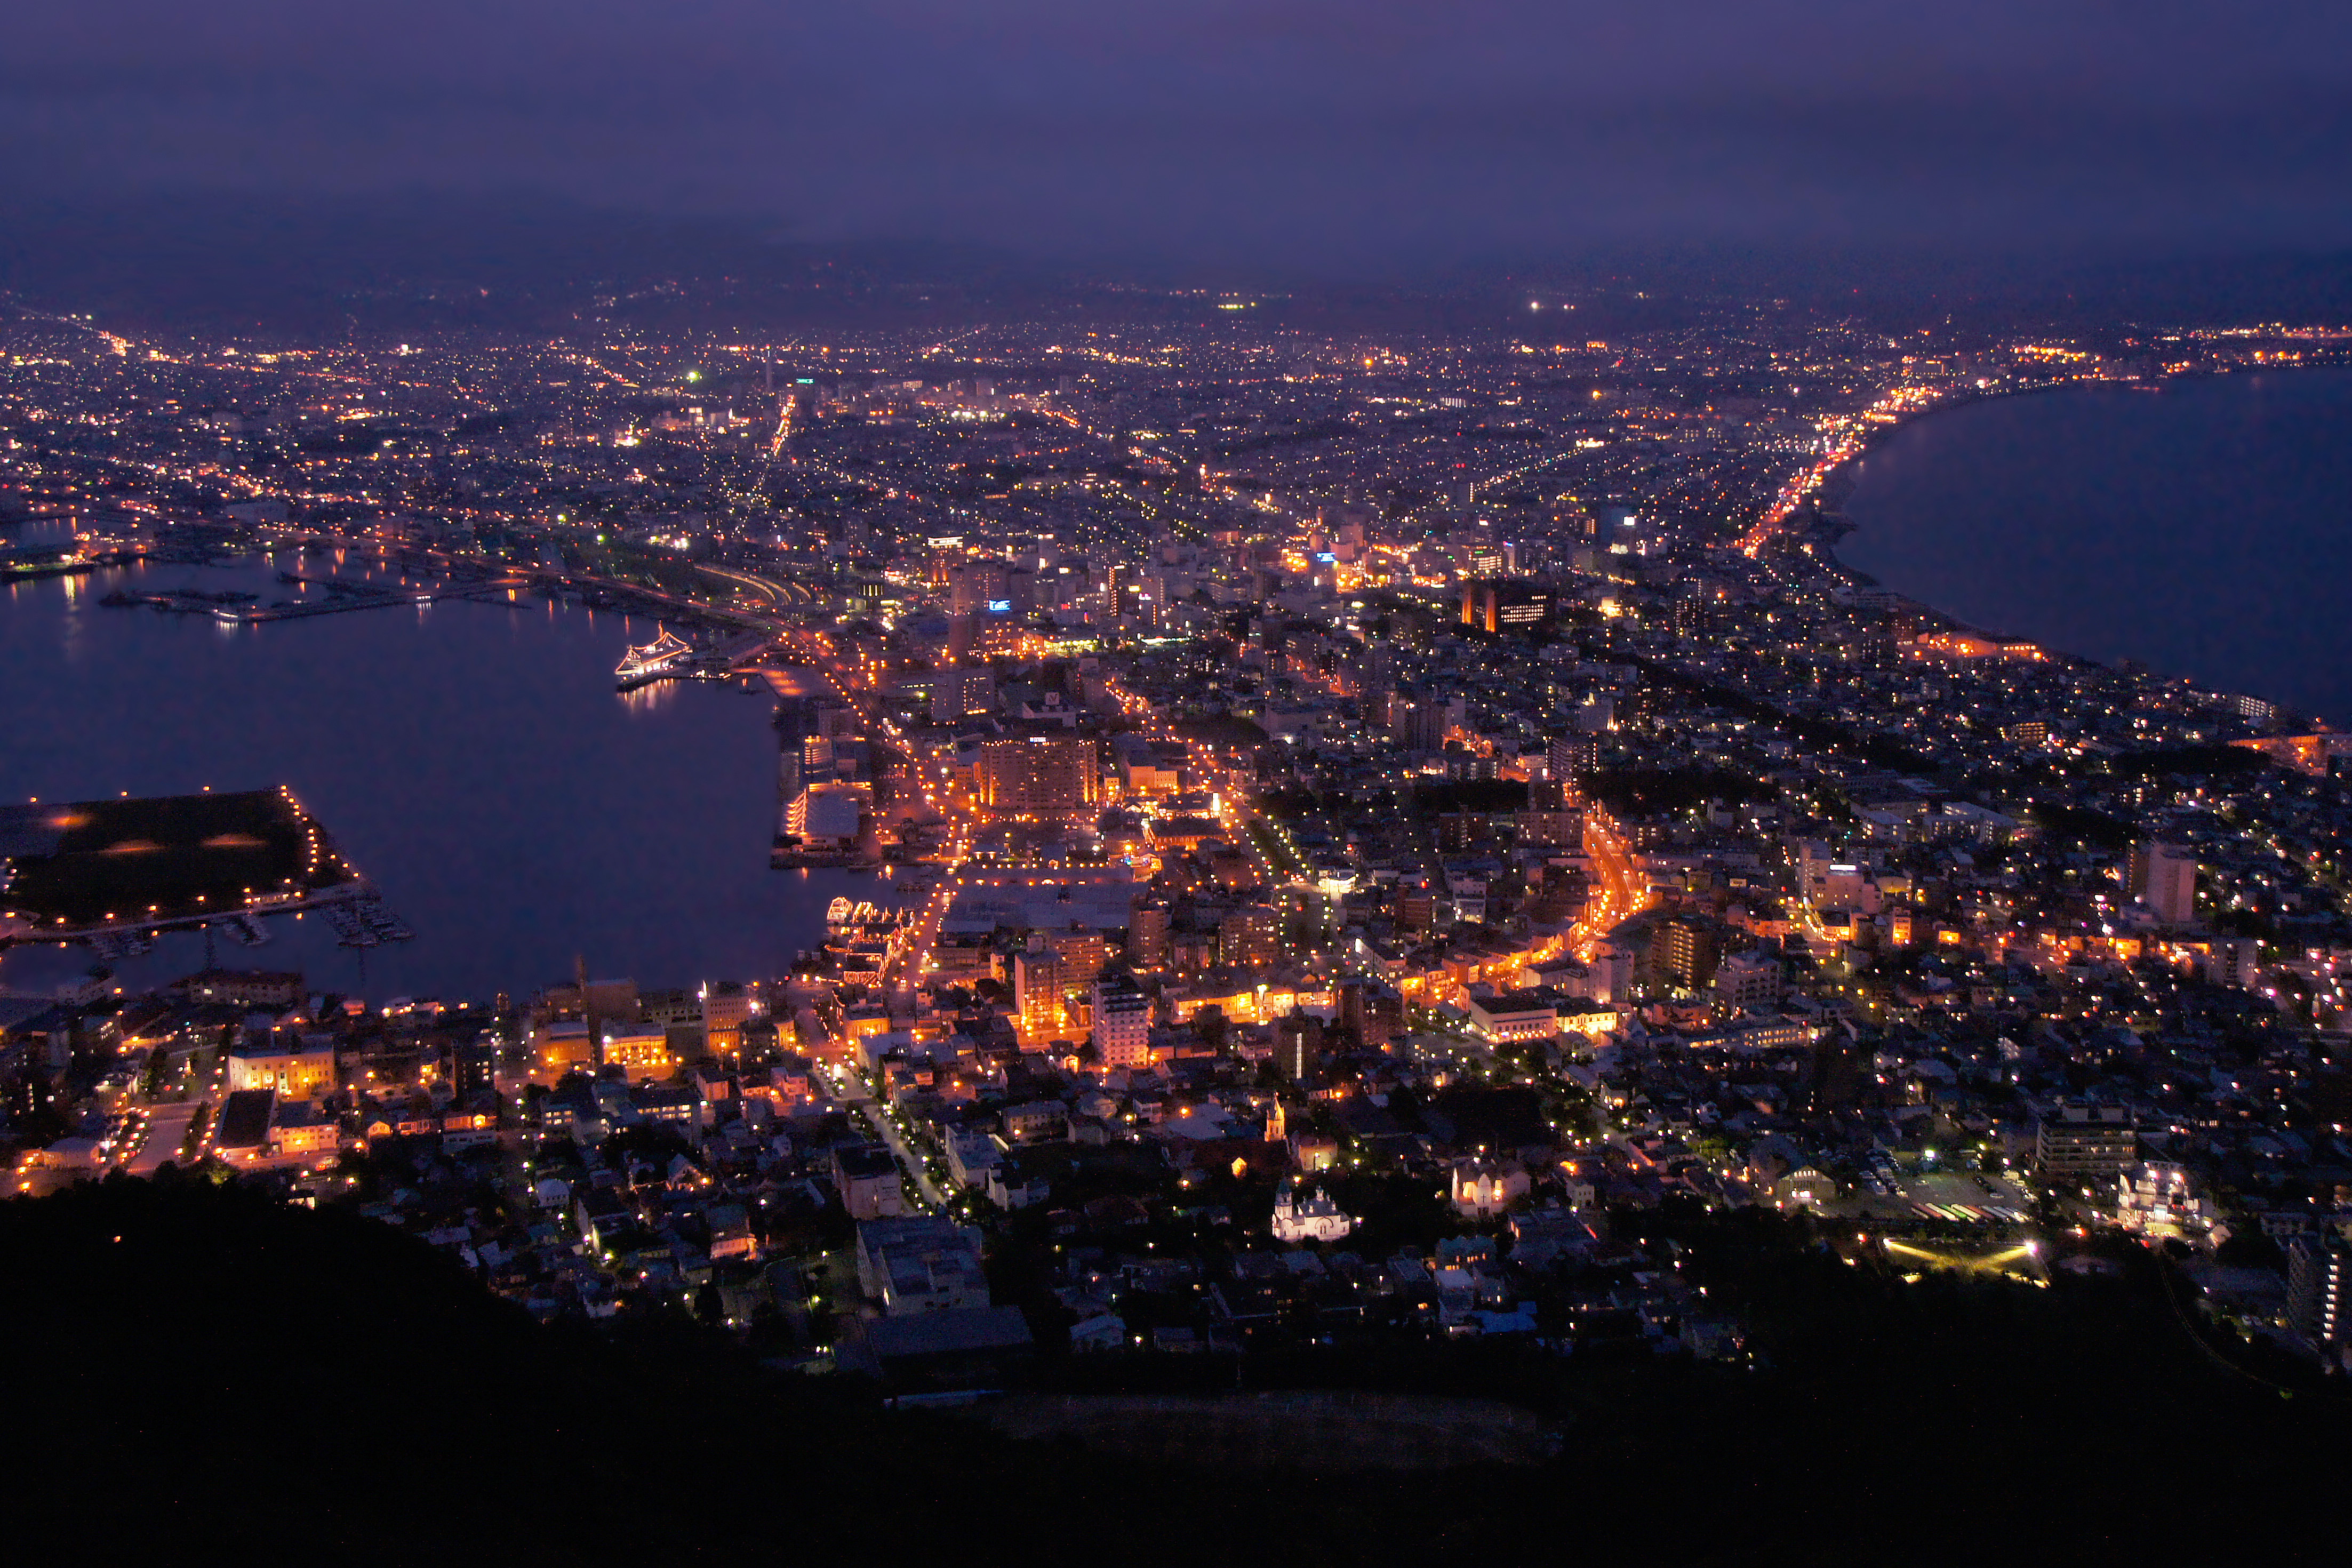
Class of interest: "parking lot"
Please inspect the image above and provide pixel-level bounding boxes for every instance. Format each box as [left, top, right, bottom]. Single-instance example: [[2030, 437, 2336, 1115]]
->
[[1827, 1169, 2034, 1225]]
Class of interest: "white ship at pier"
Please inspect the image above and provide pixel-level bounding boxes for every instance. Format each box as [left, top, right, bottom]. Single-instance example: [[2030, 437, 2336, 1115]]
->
[[616, 628, 697, 689], [825, 896, 913, 938]]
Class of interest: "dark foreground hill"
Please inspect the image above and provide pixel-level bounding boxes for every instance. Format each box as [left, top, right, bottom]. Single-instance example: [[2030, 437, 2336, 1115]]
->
[[5, 1175, 2345, 1566]]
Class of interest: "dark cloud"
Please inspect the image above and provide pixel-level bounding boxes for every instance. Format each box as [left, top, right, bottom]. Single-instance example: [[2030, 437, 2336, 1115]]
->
[[4, 1, 2347, 267]]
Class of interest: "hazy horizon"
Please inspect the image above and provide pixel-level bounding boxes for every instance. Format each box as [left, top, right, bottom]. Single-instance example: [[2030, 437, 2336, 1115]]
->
[[5, 184, 2350, 341], [5, 2, 2349, 301]]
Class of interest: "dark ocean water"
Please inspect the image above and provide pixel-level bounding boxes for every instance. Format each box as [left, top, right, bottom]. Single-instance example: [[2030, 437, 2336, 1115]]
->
[[0, 542, 879, 1004], [1838, 367, 2352, 725]]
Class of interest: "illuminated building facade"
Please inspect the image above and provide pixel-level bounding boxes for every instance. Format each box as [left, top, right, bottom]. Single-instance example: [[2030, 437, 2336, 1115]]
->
[[2034, 1102, 2137, 1179], [1091, 973, 1153, 1068], [701, 980, 758, 1061], [599, 1027, 673, 1079], [2289, 1233, 2351, 1347], [1218, 905, 1282, 970], [1460, 578, 1553, 633], [1465, 990, 1559, 1044], [225, 1041, 337, 1100], [977, 733, 1101, 820], [1014, 930, 1110, 1043]]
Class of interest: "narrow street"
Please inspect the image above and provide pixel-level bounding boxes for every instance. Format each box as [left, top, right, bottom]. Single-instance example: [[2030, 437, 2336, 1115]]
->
[[857, 1099, 946, 1209]]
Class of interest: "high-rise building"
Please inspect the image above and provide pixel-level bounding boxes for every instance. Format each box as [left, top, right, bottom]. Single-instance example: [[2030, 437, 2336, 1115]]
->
[[1125, 900, 1171, 970], [2288, 1233, 2351, 1347], [948, 560, 1008, 618], [1714, 951, 1783, 1013], [2034, 1102, 2138, 1180], [701, 981, 757, 1062], [2126, 841, 2198, 926], [452, 1031, 497, 1099], [1337, 975, 1370, 1039], [1276, 1007, 1324, 1079], [1588, 942, 1633, 1004], [1043, 928, 1110, 989], [2201, 937, 2261, 988], [1392, 698, 1447, 754], [943, 667, 995, 717], [1014, 930, 1110, 1043], [1011, 948, 1067, 1042], [1529, 775, 1581, 811], [1219, 905, 1282, 970], [1548, 732, 1599, 782], [1460, 579, 1551, 633], [1090, 973, 1152, 1068], [1651, 916, 1721, 990], [978, 733, 1101, 820], [1521, 777, 1583, 849], [1337, 975, 1401, 1049]]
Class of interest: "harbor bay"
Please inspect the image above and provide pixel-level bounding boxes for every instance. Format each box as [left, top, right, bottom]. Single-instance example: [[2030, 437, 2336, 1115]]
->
[[1837, 368, 2352, 725], [0, 544, 878, 1004]]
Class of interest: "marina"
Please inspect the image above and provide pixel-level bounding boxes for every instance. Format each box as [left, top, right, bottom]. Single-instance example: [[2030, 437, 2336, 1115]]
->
[[100, 566, 531, 625], [0, 787, 418, 961]]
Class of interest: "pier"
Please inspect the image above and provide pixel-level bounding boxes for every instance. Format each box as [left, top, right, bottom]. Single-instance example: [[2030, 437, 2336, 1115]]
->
[[2, 543, 147, 583], [99, 569, 532, 625], [0, 789, 413, 956]]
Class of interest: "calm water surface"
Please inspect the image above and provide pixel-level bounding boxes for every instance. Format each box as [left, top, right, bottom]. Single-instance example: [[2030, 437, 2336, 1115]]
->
[[1839, 368, 2352, 724], [0, 541, 877, 1003]]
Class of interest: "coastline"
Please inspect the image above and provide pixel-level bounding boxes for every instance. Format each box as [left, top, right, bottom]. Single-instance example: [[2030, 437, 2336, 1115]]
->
[[1810, 362, 2352, 715], [1819, 359, 2348, 545], [0, 549, 857, 1002]]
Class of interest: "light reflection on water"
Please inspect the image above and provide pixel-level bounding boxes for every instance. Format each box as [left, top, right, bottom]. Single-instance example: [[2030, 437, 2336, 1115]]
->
[[618, 679, 678, 716]]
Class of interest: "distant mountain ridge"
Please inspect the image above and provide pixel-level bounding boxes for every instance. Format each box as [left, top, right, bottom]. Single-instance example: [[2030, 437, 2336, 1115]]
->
[[3, 186, 2349, 338]]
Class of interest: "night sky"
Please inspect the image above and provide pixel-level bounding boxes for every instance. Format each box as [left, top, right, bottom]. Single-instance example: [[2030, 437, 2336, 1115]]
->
[[6, 2, 2350, 267]]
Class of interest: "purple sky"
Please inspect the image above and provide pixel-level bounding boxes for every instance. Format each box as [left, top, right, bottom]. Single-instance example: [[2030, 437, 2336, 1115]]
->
[[6, 1, 2348, 265]]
